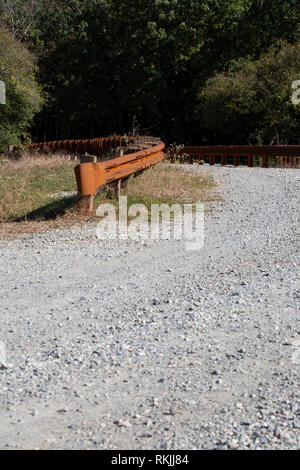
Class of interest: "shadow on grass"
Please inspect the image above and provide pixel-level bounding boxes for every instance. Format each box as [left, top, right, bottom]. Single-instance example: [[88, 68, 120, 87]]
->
[[14, 196, 79, 222]]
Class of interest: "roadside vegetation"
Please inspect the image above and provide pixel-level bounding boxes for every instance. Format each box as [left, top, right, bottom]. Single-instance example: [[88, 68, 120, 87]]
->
[[199, 41, 300, 145], [1, 1, 297, 236], [0, 154, 77, 234], [0, 154, 218, 236], [0, 28, 43, 151], [95, 163, 218, 217], [0, 1, 299, 147]]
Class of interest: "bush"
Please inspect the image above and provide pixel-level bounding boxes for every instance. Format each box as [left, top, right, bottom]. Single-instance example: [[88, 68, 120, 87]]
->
[[0, 28, 43, 151], [199, 41, 300, 144]]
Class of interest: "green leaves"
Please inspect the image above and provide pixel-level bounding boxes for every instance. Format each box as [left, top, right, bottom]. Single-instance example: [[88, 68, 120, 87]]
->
[[0, 28, 43, 150], [1, 0, 299, 145], [199, 41, 300, 144]]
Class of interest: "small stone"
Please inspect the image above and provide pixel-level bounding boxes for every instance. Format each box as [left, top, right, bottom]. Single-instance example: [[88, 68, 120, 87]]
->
[[5, 442, 17, 448], [57, 408, 68, 413], [228, 439, 239, 449], [114, 419, 131, 428]]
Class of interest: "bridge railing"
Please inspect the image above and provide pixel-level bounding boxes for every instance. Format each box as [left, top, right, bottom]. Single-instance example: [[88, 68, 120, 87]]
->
[[169, 145, 300, 168]]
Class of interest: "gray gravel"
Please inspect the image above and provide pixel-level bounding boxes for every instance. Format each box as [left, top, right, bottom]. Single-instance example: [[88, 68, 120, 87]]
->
[[0, 165, 299, 450]]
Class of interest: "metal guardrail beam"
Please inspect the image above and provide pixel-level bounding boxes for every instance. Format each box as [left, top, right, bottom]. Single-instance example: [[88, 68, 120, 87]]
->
[[27, 136, 127, 157], [75, 140, 165, 212], [26, 135, 165, 213]]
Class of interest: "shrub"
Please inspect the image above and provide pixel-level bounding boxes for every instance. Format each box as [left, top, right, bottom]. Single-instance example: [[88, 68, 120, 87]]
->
[[199, 41, 300, 144], [0, 28, 43, 151]]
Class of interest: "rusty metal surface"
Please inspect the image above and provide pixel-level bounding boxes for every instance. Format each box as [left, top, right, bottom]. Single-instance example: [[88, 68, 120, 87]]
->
[[27, 138, 299, 216], [75, 140, 165, 200], [27, 135, 165, 213], [182, 145, 300, 156], [173, 146, 300, 168], [27, 136, 127, 158]]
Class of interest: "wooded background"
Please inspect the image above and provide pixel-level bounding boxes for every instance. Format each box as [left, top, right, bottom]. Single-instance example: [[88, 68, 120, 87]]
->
[[0, 0, 299, 150]]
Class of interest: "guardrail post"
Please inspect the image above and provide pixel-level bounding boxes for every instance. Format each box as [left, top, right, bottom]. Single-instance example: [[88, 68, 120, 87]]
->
[[76, 195, 95, 214], [80, 154, 97, 163], [262, 156, 269, 168], [114, 179, 121, 199], [234, 155, 240, 166]]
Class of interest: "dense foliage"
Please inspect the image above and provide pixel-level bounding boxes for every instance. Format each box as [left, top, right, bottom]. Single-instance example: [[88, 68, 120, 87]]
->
[[199, 42, 300, 144], [0, 28, 43, 150], [0, 0, 299, 147]]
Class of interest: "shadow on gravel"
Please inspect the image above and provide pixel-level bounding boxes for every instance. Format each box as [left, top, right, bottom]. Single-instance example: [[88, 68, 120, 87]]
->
[[14, 196, 78, 222]]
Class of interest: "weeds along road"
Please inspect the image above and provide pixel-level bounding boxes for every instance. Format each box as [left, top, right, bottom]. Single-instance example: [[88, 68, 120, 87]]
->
[[0, 166, 299, 449]]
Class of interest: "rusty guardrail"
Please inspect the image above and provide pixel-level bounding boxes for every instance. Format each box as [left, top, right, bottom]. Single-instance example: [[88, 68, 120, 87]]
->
[[28, 138, 299, 214], [170, 146, 300, 168], [27, 136, 127, 158], [27, 135, 165, 212], [75, 138, 165, 212]]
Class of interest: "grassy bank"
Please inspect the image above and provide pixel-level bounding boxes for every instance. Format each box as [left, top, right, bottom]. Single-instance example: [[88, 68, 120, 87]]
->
[[0, 154, 77, 223], [95, 164, 218, 214], [0, 154, 218, 237]]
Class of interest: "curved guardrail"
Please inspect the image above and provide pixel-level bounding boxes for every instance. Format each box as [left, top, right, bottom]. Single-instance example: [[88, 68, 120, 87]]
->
[[28, 139, 299, 215], [28, 135, 166, 213], [75, 139, 165, 212], [27, 136, 126, 158]]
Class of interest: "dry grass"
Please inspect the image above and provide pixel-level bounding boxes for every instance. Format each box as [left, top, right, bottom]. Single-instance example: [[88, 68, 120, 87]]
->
[[1, 151, 74, 170], [0, 152, 77, 226], [93, 163, 220, 220], [0, 156, 219, 238], [123, 163, 217, 203]]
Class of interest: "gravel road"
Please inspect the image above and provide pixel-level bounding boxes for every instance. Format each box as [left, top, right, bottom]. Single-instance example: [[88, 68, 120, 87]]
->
[[0, 165, 299, 450]]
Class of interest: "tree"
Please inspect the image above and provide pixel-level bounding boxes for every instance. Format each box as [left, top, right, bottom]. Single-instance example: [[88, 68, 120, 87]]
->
[[199, 41, 300, 144], [21, 0, 300, 143], [0, 28, 43, 150], [0, 0, 42, 39]]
